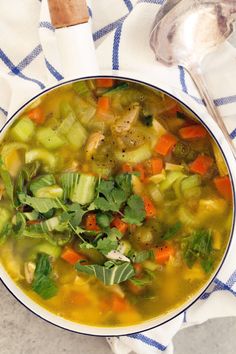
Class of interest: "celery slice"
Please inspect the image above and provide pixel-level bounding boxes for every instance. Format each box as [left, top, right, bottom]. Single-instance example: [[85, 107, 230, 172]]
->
[[71, 174, 97, 205], [10, 117, 35, 142], [37, 127, 65, 150], [25, 149, 56, 171], [67, 122, 88, 149], [28, 242, 61, 261], [115, 145, 151, 164]]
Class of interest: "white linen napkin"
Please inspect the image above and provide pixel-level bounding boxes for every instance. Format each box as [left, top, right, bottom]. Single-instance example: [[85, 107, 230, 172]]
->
[[0, 1, 236, 354]]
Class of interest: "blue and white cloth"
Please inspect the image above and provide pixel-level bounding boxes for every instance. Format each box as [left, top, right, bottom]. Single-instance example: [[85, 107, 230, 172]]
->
[[0, 1, 236, 354]]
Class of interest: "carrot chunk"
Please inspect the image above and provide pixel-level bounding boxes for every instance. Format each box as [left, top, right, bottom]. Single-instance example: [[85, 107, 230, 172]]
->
[[179, 125, 207, 139], [155, 133, 177, 156], [28, 107, 45, 125], [96, 78, 114, 88], [121, 163, 133, 173], [150, 158, 163, 175], [111, 217, 128, 234], [85, 213, 100, 231], [142, 196, 157, 218], [112, 295, 128, 312], [61, 247, 87, 265], [134, 163, 146, 182], [133, 263, 143, 276], [214, 176, 232, 201], [189, 154, 213, 176], [97, 96, 110, 113], [154, 245, 175, 265]]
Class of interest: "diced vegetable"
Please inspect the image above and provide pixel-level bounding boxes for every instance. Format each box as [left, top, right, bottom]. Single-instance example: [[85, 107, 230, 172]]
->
[[112, 295, 128, 312], [189, 155, 213, 176], [147, 184, 163, 205], [25, 149, 56, 171], [115, 145, 152, 164], [155, 133, 177, 156], [148, 170, 166, 184], [154, 245, 175, 265], [142, 196, 157, 218], [3, 148, 22, 177], [214, 176, 232, 201], [181, 174, 201, 199], [35, 185, 63, 199], [160, 171, 185, 192], [37, 127, 65, 150], [179, 125, 207, 139], [122, 163, 133, 173], [165, 163, 184, 172], [28, 242, 61, 261], [67, 122, 88, 149], [61, 247, 87, 265], [11, 117, 35, 142], [28, 107, 45, 125], [71, 174, 97, 205], [73, 81, 90, 95], [97, 96, 110, 114], [149, 158, 163, 175], [117, 240, 132, 256], [85, 213, 100, 231], [134, 163, 145, 182], [111, 217, 128, 234], [97, 78, 114, 88]]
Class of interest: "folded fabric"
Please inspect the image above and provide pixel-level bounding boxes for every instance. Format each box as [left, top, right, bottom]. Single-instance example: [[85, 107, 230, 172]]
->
[[0, 1, 236, 354]]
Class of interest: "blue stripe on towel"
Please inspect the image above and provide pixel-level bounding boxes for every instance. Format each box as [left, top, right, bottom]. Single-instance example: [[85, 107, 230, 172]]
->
[[93, 15, 128, 42], [230, 128, 236, 139], [0, 49, 45, 89], [123, 0, 133, 11], [45, 59, 64, 81], [226, 269, 236, 288], [137, 0, 164, 4], [39, 21, 55, 32], [128, 333, 167, 351], [0, 106, 8, 116], [112, 21, 124, 70], [179, 66, 188, 93], [214, 94, 236, 106], [88, 6, 93, 18], [9, 45, 42, 75]]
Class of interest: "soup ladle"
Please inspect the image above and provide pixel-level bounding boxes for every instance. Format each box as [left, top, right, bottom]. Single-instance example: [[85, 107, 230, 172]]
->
[[150, 0, 236, 157]]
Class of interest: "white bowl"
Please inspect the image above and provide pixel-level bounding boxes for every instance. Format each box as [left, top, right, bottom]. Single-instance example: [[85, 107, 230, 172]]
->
[[0, 75, 235, 336]]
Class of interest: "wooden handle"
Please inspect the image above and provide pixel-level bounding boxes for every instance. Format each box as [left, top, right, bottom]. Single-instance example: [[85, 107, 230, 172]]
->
[[48, 0, 89, 29]]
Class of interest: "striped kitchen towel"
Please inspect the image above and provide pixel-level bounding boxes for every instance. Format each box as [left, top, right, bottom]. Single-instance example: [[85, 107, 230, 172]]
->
[[0, 1, 236, 354]]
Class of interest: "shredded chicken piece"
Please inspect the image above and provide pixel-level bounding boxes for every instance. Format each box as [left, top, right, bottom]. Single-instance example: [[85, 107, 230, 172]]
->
[[106, 250, 130, 262], [113, 103, 140, 134], [24, 262, 36, 284], [85, 131, 105, 159]]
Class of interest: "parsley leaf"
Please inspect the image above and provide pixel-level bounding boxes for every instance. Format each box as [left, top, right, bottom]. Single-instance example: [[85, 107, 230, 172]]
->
[[162, 221, 182, 240], [94, 179, 126, 212], [115, 173, 132, 198], [123, 195, 145, 225], [96, 237, 118, 255], [96, 213, 112, 229], [182, 229, 214, 273]]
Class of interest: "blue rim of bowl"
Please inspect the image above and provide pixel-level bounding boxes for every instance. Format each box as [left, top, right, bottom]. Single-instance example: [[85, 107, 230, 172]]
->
[[0, 75, 235, 337]]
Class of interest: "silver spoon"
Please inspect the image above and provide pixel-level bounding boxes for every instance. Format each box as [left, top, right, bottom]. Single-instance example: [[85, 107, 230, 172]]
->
[[150, 0, 236, 157]]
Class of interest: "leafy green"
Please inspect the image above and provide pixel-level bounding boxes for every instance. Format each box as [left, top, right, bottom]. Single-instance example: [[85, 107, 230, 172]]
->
[[96, 237, 118, 255], [27, 217, 60, 234], [123, 195, 145, 225], [75, 260, 135, 285], [0, 223, 12, 246], [0, 158, 14, 202], [32, 253, 58, 299], [60, 172, 80, 200], [103, 82, 129, 95], [94, 179, 126, 212], [162, 221, 182, 240], [12, 213, 26, 237], [18, 193, 61, 213], [30, 174, 56, 196], [128, 249, 153, 263], [182, 229, 214, 273], [115, 173, 132, 198], [141, 115, 153, 127], [96, 213, 112, 229]]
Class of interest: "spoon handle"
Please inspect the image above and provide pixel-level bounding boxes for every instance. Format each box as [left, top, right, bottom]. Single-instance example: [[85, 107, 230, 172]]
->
[[189, 65, 236, 158]]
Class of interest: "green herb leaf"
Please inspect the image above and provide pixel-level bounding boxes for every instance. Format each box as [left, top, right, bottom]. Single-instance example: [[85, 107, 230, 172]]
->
[[162, 221, 182, 240], [96, 213, 112, 229], [32, 253, 58, 299], [94, 179, 126, 212], [96, 236, 118, 255], [182, 229, 214, 273], [75, 260, 135, 285], [18, 193, 61, 213], [0, 223, 12, 246], [123, 195, 145, 225], [141, 115, 153, 127], [128, 250, 153, 263], [12, 213, 26, 237], [115, 173, 132, 198]]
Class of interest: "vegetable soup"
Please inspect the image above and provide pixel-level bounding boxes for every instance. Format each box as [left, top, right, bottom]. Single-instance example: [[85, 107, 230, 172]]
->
[[0, 78, 233, 327]]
